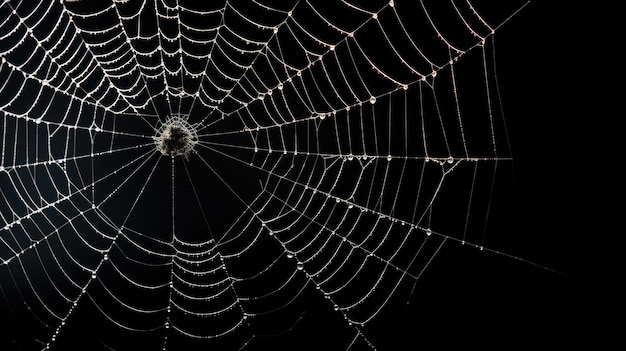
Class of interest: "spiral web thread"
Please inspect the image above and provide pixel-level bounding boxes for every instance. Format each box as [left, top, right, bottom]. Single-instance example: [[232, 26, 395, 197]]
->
[[0, 0, 529, 349]]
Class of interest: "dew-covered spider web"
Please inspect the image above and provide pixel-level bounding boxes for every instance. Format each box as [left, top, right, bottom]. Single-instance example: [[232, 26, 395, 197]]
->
[[1, 0, 535, 349]]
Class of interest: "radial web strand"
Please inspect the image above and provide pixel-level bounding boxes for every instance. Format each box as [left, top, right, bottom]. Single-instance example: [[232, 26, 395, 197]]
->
[[1, 1, 534, 350]]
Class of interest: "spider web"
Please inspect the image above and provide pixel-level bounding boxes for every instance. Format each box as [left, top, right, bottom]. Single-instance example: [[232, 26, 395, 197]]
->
[[0, 0, 535, 349]]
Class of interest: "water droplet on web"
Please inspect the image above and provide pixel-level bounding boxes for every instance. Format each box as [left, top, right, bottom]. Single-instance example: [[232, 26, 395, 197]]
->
[[369, 96, 376, 104], [296, 262, 304, 270], [447, 156, 453, 163], [286, 252, 294, 259], [277, 83, 283, 90], [334, 304, 339, 311], [426, 229, 432, 236], [387, 155, 392, 162]]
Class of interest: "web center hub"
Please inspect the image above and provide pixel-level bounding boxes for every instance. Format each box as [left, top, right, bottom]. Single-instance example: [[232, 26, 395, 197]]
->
[[154, 116, 198, 159]]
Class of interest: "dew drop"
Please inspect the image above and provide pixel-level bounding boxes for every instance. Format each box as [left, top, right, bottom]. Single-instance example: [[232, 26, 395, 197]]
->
[[386, 155, 392, 162], [369, 96, 376, 104], [277, 83, 283, 90], [334, 304, 339, 311], [426, 229, 432, 236], [296, 262, 304, 270], [286, 252, 294, 259]]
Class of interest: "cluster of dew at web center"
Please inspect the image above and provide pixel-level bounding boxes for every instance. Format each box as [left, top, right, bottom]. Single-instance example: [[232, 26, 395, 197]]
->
[[154, 116, 199, 159]]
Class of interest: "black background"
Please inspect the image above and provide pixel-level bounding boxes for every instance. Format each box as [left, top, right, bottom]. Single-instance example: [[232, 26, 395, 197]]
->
[[1, 0, 610, 349]]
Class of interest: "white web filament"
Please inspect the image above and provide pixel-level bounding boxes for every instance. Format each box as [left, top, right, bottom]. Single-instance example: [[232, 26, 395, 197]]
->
[[0, 1, 530, 350]]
